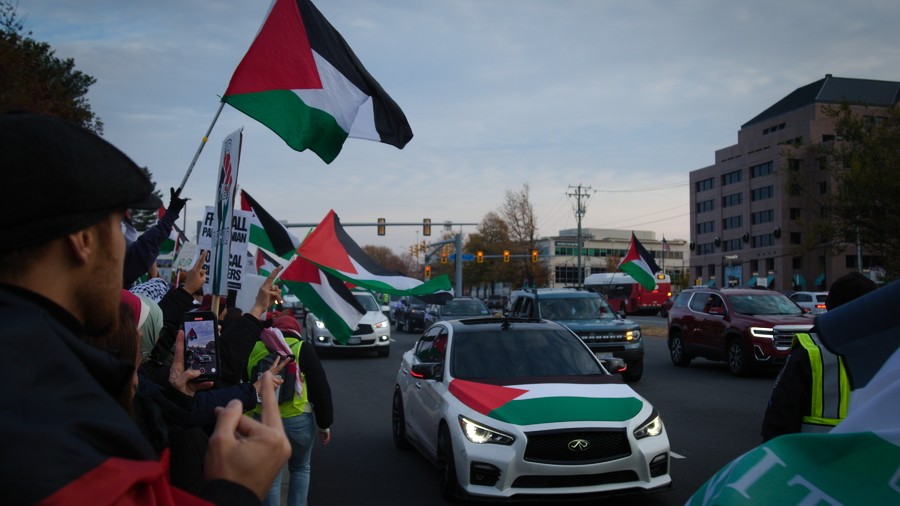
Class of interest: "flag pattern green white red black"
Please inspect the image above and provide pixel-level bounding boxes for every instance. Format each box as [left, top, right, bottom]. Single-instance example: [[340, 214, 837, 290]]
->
[[617, 232, 661, 291], [448, 379, 643, 425], [240, 189, 301, 259], [223, 0, 413, 163], [297, 210, 453, 301], [279, 254, 364, 344], [255, 248, 283, 276]]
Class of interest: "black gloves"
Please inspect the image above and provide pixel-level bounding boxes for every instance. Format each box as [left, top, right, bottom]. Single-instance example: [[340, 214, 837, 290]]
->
[[167, 187, 189, 216]]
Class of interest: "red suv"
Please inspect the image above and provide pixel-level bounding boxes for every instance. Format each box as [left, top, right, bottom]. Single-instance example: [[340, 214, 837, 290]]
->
[[666, 287, 813, 376]]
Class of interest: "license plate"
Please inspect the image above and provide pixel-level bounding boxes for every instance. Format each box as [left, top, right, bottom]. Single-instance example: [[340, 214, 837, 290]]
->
[[349, 336, 361, 345]]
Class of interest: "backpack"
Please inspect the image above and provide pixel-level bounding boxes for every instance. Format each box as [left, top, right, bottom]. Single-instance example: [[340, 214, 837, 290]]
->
[[249, 350, 298, 405]]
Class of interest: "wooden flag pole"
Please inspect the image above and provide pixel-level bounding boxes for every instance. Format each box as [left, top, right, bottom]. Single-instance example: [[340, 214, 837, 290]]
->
[[177, 101, 226, 192]]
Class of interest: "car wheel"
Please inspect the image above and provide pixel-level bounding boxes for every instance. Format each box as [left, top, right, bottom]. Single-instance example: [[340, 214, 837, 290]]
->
[[396, 316, 404, 332], [391, 389, 410, 449], [669, 333, 691, 367], [378, 346, 390, 358], [438, 425, 461, 501], [404, 316, 413, 333], [727, 337, 750, 377], [621, 360, 643, 382]]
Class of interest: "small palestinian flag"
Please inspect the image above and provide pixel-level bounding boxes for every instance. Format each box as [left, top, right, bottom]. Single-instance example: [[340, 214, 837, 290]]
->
[[617, 232, 661, 291], [240, 189, 301, 259]]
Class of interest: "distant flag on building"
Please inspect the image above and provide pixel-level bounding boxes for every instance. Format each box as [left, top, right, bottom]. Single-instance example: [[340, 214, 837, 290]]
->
[[297, 210, 452, 301], [662, 236, 671, 253], [222, 0, 413, 164], [279, 254, 365, 344], [240, 189, 301, 259], [617, 233, 662, 291]]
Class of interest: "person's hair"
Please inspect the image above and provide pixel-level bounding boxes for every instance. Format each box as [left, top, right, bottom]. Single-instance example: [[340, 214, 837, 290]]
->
[[825, 272, 878, 310], [84, 302, 141, 414]]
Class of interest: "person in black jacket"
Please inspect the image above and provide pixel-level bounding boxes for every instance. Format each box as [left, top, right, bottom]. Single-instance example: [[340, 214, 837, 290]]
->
[[0, 112, 289, 505], [761, 272, 878, 441]]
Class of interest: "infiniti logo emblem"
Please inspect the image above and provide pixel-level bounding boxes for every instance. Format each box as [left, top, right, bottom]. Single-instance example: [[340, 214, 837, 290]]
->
[[568, 439, 590, 452]]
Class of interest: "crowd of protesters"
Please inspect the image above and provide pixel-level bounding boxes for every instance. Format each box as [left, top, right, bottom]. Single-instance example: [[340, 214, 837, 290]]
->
[[0, 112, 331, 505]]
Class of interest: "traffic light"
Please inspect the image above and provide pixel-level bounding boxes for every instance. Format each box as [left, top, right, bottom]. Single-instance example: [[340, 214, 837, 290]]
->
[[503, 250, 510, 262], [440, 251, 448, 264], [423, 218, 431, 236], [377, 217, 385, 236], [531, 249, 539, 263], [476, 251, 484, 263], [424, 265, 431, 280]]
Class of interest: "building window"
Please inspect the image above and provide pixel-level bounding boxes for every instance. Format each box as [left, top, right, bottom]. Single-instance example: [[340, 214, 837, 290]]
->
[[792, 257, 803, 269], [788, 159, 802, 171], [697, 243, 715, 255], [750, 161, 774, 178], [819, 181, 828, 194], [817, 157, 827, 170], [722, 215, 742, 230], [695, 177, 714, 192], [721, 170, 743, 186], [752, 233, 775, 248], [722, 193, 742, 208], [790, 232, 802, 244], [751, 185, 774, 201], [723, 238, 743, 252], [790, 208, 801, 220], [696, 221, 715, 234], [697, 199, 714, 213], [554, 266, 584, 286], [751, 209, 774, 224]]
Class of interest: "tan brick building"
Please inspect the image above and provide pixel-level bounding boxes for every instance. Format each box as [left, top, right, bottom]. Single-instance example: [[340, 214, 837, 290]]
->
[[689, 75, 899, 290]]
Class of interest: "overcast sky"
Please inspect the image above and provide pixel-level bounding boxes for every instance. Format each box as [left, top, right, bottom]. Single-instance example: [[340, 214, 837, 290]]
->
[[19, 0, 900, 255]]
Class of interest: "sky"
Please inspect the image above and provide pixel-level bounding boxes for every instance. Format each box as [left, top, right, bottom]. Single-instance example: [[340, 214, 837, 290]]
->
[[17, 0, 900, 256]]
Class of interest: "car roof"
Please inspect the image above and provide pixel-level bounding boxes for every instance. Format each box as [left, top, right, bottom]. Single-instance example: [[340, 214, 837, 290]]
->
[[444, 317, 567, 333], [511, 288, 599, 299]]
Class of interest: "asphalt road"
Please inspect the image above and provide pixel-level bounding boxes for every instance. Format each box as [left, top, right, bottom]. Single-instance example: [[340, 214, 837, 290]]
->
[[301, 320, 777, 505]]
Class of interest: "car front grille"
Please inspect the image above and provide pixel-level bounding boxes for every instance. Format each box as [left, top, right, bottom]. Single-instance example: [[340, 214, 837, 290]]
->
[[352, 324, 373, 336], [576, 331, 628, 343], [524, 429, 631, 465], [512, 470, 638, 488], [772, 325, 813, 352]]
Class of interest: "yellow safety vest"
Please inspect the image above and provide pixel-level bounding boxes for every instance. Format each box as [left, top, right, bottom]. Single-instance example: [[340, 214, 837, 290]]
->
[[795, 332, 850, 432], [246, 337, 309, 418]]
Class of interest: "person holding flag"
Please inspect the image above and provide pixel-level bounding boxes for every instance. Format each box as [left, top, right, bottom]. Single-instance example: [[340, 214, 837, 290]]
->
[[123, 187, 189, 287]]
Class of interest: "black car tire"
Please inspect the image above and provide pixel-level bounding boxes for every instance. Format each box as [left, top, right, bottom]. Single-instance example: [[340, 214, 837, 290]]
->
[[391, 389, 410, 449], [669, 333, 692, 367], [621, 360, 643, 383], [438, 424, 461, 501], [378, 346, 390, 358], [727, 336, 750, 377], [396, 316, 405, 332], [404, 316, 414, 333]]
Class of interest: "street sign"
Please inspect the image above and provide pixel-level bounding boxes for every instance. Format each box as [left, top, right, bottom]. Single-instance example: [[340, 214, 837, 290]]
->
[[448, 253, 475, 261]]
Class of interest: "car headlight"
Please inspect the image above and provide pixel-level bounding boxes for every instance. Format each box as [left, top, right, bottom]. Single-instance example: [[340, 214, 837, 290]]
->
[[374, 320, 388, 329], [626, 329, 641, 341], [314, 320, 325, 329], [634, 410, 664, 439], [458, 416, 515, 445], [750, 327, 774, 338]]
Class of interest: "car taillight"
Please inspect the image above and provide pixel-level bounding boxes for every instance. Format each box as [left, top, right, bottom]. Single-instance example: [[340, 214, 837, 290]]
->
[[815, 303, 826, 310]]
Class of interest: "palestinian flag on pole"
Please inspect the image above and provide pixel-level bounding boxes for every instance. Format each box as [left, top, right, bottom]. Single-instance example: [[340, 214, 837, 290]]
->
[[297, 210, 452, 301], [240, 189, 301, 259], [280, 254, 365, 344], [160, 224, 186, 255], [617, 232, 661, 291], [222, 0, 413, 164], [255, 247, 285, 276]]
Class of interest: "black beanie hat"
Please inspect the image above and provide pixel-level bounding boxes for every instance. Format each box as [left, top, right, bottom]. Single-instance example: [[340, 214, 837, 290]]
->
[[825, 272, 877, 310]]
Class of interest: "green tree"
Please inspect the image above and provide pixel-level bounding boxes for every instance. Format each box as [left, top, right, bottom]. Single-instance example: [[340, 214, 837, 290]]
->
[[362, 245, 410, 276], [799, 103, 900, 277], [0, 1, 102, 132]]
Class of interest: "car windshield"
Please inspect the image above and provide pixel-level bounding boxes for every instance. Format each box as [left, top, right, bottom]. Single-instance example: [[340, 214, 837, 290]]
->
[[353, 293, 380, 312], [442, 299, 490, 317], [450, 328, 604, 379], [729, 293, 804, 316], [408, 297, 428, 309], [539, 297, 615, 320]]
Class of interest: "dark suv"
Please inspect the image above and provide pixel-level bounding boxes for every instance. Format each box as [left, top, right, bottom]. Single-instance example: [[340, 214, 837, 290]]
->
[[509, 289, 644, 382], [666, 287, 813, 376], [394, 296, 429, 333]]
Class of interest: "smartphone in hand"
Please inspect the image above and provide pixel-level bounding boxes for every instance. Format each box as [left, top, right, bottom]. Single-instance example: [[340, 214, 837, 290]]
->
[[183, 310, 219, 382]]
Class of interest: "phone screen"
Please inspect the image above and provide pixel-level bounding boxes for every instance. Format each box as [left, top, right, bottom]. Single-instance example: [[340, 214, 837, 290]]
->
[[183, 311, 219, 381]]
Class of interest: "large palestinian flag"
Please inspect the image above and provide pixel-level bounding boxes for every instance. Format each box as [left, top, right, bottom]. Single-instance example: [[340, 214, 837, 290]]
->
[[297, 210, 452, 301], [617, 232, 661, 291], [448, 378, 644, 426], [280, 254, 364, 344], [240, 189, 301, 259], [222, 0, 413, 163]]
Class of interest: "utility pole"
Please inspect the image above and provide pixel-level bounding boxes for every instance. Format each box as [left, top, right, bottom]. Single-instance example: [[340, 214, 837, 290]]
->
[[567, 184, 594, 289]]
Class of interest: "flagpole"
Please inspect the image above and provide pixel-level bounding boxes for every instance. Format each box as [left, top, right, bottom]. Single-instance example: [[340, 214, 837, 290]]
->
[[177, 101, 226, 192]]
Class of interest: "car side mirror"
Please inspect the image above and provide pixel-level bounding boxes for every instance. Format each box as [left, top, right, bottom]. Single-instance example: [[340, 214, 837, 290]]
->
[[597, 355, 626, 373], [410, 362, 442, 380]]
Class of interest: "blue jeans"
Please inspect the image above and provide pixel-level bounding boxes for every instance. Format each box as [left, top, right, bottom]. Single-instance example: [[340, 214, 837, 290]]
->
[[263, 412, 316, 506]]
